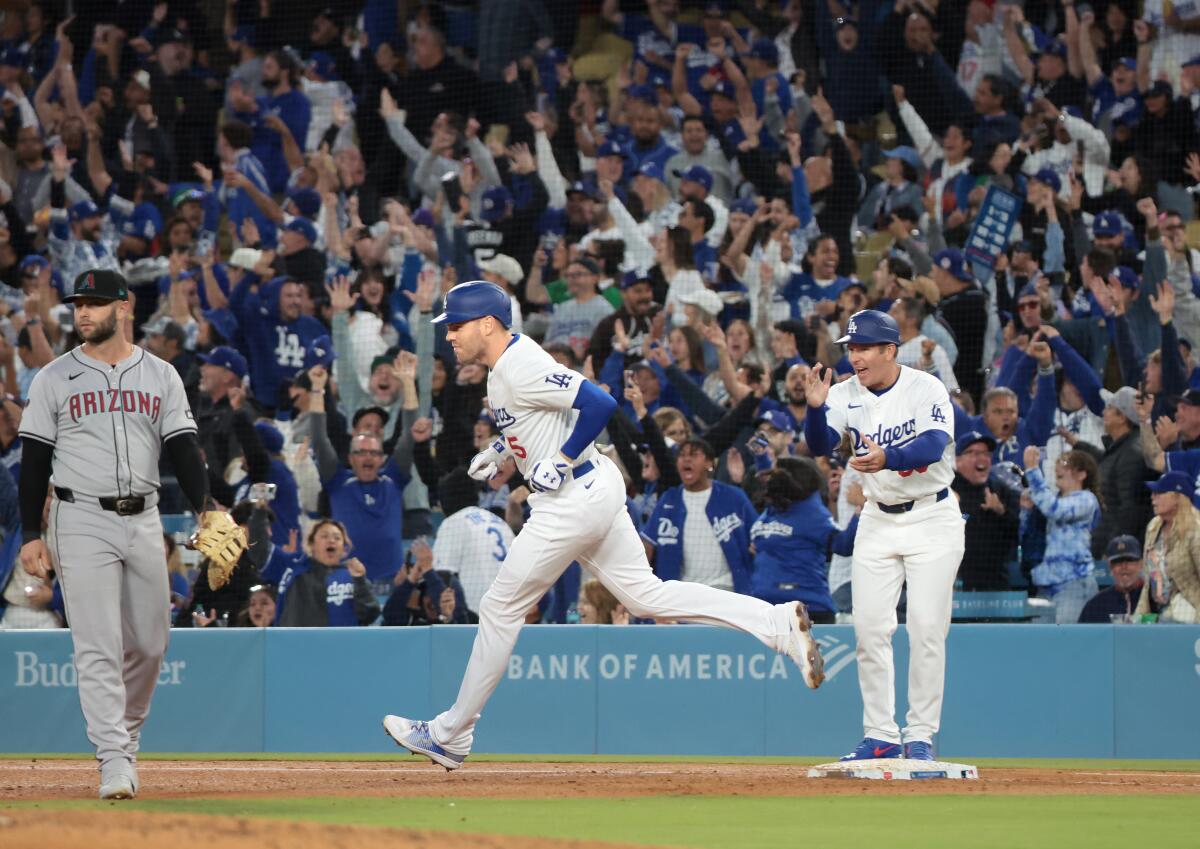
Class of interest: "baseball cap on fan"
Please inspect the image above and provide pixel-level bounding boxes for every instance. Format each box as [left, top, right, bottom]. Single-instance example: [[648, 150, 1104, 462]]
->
[[64, 269, 128, 303], [198, 345, 248, 379]]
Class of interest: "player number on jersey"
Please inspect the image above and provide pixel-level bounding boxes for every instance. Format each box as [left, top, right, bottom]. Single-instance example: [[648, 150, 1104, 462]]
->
[[275, 328, 305, 368], [487, 527, 507, 562], [506, 436, 527, 458], [898, 466, 929, 478]]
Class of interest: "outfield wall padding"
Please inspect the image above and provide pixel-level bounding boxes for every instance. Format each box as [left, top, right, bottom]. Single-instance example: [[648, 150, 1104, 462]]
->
[[2, 625, 1198, 758]]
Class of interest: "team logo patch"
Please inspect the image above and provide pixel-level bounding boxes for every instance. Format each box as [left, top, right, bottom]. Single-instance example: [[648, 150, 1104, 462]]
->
[[931, 404, 946, 423], [545, 372, 574, 389], [846, 318, 858, 335]]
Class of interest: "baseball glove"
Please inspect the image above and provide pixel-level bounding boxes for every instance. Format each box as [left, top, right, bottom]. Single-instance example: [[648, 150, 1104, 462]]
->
[[189, 511, 248, 590]]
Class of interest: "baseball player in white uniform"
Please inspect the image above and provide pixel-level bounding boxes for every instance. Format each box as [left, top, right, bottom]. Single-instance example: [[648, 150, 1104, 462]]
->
[[384, 282, 825, 769], [18, 269, 211, 799], [803, 309, 964, 762]]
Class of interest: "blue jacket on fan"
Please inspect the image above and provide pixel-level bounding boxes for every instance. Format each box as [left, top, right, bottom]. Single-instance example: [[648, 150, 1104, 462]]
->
[[750, 493, 859, 612], [234, 89, 311, 194], [229, 273, 327, 408], [642, 481, 758, 594]]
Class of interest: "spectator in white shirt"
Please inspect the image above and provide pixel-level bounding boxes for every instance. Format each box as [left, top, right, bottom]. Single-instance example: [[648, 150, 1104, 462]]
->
[[888, 295, 960, 392]]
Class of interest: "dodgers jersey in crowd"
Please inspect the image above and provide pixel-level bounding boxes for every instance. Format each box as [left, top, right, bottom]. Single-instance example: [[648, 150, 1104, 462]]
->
[[824, 366, 955, 504], [434, 506, 515, 612], [487, 334, 598, 474], [18, 347, 195, 496]]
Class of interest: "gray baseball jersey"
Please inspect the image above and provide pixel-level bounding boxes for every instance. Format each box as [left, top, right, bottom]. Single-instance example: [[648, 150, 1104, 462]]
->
[[19, 346, 196, 496]]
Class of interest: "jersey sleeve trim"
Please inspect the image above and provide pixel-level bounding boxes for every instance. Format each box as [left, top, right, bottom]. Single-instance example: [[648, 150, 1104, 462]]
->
[[17, 431, 56, 447], [162, 425, 200, 441]]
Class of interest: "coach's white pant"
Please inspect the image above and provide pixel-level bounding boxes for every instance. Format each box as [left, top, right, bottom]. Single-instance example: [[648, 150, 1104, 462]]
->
[[851, 497, 964, 746], [430, 454, 790, 754]]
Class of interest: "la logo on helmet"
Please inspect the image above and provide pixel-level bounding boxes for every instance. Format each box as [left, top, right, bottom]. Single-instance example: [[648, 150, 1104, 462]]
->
[[847, 318, 858, 335]]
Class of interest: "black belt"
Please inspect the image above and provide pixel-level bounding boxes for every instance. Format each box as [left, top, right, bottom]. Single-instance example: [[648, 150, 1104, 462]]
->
[[54, 486, 150, 516], [877, 487, 949, 515]]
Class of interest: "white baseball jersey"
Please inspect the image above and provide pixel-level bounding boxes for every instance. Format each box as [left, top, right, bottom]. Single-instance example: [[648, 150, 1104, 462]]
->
[[486, 334, 597, 475], [824, 366, 955, 505], [19, 346, 196, 497], [433, 506, 515, 612]]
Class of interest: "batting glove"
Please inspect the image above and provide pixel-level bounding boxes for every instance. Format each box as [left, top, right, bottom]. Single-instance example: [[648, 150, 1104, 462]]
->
[[468, 437, 508, 481], [528, 457, 571, 492]]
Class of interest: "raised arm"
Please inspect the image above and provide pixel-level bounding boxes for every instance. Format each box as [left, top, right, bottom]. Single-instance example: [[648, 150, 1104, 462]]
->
[[1002, 6, 1035, 86], [672, 44, 703, 116]]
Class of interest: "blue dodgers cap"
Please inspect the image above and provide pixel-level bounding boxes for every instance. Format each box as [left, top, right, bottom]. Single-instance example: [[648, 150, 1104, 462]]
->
[[933, 248, 973, 282], [1032, 167, 1061, 193], [596, 140, 627, 159], [287, 187, 322, 218], [883, 145, 922, 173], [1039, 38, 1068, 59], [432, 280, 513, 327], [308, 50, 338, 80], [742, 38, 779, 65], [673, 164, 713, 193], [730, 197, 758, 216], [19, 254, 48, 273], [835, 309, 901, 346], [1104, 534, 1143, 563], [121, 203, 162, 241], [304, 334, 335, 369], [412, 208, 435, 228], [0, 47, 25, 68], [69, 199, 101, 222], [1146, 470, 1195, 497], [956, 430, 997, 455], [480, 185, 513, 222], [621, 270, 654, 289], [1117, 56, 1139, 71], [711, 79, 736, 99], [203, 307, 238, 343], [1093, 211, 1123, 237], [636, 160, 665, 183], [198, 345, 248, 379], [755, 408, 795, 433], [283, 217, 318, 243], [1017, 282, 1040, 301], [230, 24, 257, 46], [254, 421, 285, 454], [566, 179, 603, 201], [1113, 266, 1139, 290], [1147, 79, 1174, 100]]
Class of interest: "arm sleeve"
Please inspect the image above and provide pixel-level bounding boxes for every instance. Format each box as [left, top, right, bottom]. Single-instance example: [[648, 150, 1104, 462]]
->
[[562, 380, 617, 460], [1160, 321, 1188, 397], [1026, 467, 1095, 521], [230, 409, 271, 483], [1020, 371, 1059, 448], [829, 513, 860, 557], [309, 411, 341, 482], [700, 391, 760, 458], [790, 165, 813, 228], [163, 432, 210, 514], [803, 404, 841, 457], [1049, 335, 1104, 415], [18, 438, 53, 544], [663, 364, 724, 426], [1111, 313, 1146, 386], [884, 430, 950, 471]]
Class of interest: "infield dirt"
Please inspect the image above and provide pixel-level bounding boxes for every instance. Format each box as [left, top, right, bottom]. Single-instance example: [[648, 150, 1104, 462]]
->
[[2, 759, 1199, 849]]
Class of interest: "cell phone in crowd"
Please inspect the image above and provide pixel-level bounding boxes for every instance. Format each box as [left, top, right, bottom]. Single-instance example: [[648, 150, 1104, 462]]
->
[[624, 370, 634, 387], [441, 171, 463, 211], [250, 482, 277, 502]]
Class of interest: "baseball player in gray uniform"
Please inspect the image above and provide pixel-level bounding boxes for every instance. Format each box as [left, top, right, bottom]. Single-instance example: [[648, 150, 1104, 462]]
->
[[18, 269, 211, 800]]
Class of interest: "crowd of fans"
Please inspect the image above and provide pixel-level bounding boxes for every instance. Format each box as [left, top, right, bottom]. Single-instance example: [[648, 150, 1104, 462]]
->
[[1, 0, 1200, 632]]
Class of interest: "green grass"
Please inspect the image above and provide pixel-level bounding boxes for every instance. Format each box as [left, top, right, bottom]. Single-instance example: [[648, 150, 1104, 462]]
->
[[3, 752, 1200, 772], [8, 795, 1200, 849]]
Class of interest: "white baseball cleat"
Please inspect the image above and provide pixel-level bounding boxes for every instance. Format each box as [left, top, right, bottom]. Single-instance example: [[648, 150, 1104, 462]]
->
[[783, 601, 825, 688], [98, 774, 135, 800], [383, 715, 466, 771]]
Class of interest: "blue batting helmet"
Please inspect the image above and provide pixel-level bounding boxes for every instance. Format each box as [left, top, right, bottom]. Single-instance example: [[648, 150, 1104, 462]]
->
[[432, 281, 512, 328], [836, 309, 900, 346]]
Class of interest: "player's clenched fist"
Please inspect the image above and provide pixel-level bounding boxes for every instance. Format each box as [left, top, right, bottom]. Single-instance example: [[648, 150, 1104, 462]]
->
[[528, 457, 571, 493], [20, 539, 51, 579], [468, 437, 508, 481], [803, 363, 833, 408]]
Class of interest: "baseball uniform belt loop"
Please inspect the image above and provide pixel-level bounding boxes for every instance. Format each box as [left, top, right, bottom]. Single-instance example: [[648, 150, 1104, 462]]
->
[[876, 487, 949, 515], [572, 460, 594, 479], [54, 486, 154, 515]]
